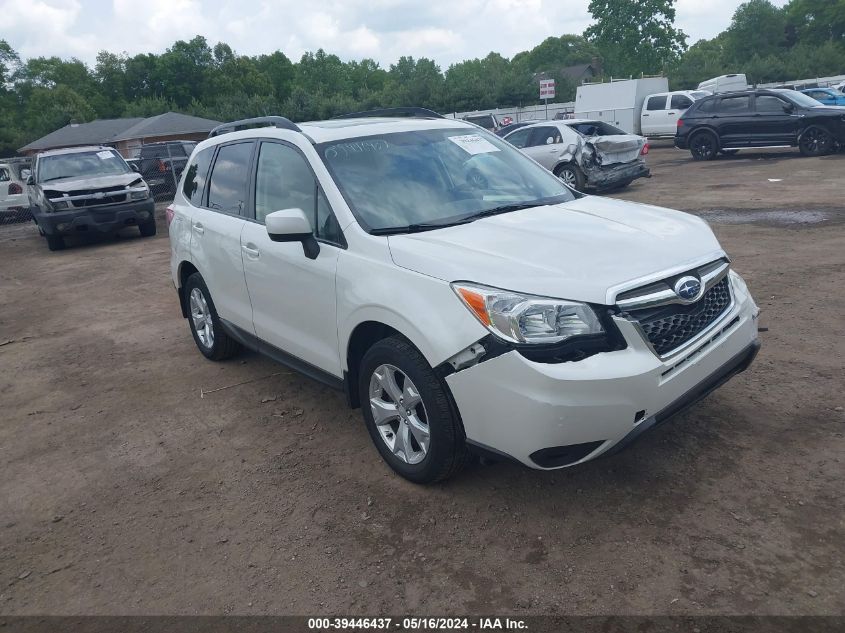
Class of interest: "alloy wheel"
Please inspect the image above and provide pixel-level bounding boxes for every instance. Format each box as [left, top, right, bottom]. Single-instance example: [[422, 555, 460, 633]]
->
[[189, 287, 215, 349], [692, 134, 715, 159], [559, 168, 577, 188], [801, 127, 830, 155], [368, 364, 430, 465]]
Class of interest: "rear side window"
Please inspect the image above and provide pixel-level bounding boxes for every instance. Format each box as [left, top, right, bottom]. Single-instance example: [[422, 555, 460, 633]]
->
[[696, 99, 715, 113], [182, 147, 214, 206], [0, 168, 9, 182], [670, 95, 693, 110], [528, 126, 562, 147], [718, 95, 751, 113], [646, 96, 667, 111], [207, 142, 253, 215]]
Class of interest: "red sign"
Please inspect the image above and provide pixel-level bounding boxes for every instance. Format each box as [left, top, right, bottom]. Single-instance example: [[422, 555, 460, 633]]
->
[[539, 79, 555, 100]]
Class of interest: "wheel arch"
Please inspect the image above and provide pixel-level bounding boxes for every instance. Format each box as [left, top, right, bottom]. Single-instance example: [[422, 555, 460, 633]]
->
[[688, 125, 721, 145], [177, 260, 200, 318]]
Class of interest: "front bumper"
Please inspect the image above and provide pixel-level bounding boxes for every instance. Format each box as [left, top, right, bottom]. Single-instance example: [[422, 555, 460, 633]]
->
[[586, 160, 650, 190], [446, 274, 760, 469], [32, 198, 155, 236]]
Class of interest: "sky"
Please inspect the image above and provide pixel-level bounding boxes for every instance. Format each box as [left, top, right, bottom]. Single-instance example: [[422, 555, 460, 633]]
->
[[1, 0, 791, 69]]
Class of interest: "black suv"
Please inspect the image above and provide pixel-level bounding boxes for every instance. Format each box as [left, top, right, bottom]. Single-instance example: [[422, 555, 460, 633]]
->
[[675, 89, 845, 160], [137, 141, 196, 196]]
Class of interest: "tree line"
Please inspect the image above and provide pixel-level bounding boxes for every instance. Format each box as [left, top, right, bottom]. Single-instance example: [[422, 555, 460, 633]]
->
[[0, 0, 843, 157]]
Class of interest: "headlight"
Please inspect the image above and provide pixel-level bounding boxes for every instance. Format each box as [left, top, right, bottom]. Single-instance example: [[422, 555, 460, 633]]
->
[[51, 200, 70, 210], [452, 282, 604, 344], [130, 185, 150, 200]]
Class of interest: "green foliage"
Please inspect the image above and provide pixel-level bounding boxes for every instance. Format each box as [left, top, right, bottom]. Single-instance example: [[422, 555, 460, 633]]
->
[[585, 0, 688, 76], [2, 0, 845, 158]]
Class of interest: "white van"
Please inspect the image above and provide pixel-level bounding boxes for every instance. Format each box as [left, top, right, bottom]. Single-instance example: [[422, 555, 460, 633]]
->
[[640, 90, 711, 136], [697, 74, 749, 94]]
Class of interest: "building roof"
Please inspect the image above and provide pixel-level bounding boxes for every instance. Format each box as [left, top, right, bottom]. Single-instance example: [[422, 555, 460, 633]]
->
[[560, 63, 596, 82], [19, 118, 144, 152], [112, 112, 222, 142], [19, 112, 221, 153]]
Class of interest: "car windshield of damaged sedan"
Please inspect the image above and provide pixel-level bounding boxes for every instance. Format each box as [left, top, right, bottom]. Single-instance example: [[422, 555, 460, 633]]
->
[[318, 128, 575, 233], [37, 149, 131, 183]]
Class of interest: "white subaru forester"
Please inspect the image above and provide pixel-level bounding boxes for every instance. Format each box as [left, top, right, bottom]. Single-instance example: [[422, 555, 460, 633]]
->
[[169, 110, 760, 483]]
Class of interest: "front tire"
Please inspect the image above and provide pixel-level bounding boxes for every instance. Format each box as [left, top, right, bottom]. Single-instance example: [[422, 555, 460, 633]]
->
[[184, 272, 242, 361], [46, 234, 65, 251], [690, 131, 719, 161], [799, 126, 833, 157], [359, 336, 467, 483], [555, 163, 585, 192], [139, 219, 157, 237]]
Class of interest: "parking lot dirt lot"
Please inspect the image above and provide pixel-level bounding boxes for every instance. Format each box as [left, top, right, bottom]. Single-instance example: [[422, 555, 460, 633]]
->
[[1, 144, 843, 617]]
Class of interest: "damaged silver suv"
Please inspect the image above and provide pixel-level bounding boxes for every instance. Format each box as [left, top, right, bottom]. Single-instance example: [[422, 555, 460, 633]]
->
[[504, 119, 650, 192], [28, 146, 155, 251]]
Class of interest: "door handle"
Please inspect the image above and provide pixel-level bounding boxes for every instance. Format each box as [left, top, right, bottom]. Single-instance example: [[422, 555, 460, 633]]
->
[[668, 111, 675, 115], [192, 222, 204, 235], [242, 244, 260, 258]]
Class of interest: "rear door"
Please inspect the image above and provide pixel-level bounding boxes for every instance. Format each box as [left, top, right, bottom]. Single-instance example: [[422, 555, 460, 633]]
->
[[640, 94, 669, 135], [240, 140, 343, 377], [520, 126, 565, 170], [171, 146, 213, 276], [188, 141, 256, 333], [712, 94, 753, 147]]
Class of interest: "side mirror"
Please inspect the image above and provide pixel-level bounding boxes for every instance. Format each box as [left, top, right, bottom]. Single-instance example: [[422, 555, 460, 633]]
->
[[265, 208, 320, 260], [26, 174, 34, 185], [130, 163, 140, 173]]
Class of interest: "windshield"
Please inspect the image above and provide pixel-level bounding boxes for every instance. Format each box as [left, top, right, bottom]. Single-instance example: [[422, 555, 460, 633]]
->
[[772, 89, 825, 108], [37, 150, 130, 182], [318, 128, 576, 232]]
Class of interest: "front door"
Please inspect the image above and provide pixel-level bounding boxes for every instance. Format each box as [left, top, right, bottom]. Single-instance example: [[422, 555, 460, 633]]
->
[[752, 94, 800, 145], [640, 95, 668, 135], [241, 140, 344, 377]]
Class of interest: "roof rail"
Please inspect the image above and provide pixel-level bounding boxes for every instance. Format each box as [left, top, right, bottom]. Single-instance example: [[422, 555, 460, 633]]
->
[[332, 107, 444, 120], [208, 116, 301, 138]]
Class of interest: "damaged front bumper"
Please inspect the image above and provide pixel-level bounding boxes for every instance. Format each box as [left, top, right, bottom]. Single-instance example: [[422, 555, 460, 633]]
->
[[584, 159, 650, 190]]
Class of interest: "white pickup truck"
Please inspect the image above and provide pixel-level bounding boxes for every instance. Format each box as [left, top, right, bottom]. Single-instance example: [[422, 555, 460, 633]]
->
[[575, 78, 711, 137]]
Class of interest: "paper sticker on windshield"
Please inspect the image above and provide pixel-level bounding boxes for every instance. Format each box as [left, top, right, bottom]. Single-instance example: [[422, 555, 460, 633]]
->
[[448, 134, 500, 155], [96, 150, 113, 160]]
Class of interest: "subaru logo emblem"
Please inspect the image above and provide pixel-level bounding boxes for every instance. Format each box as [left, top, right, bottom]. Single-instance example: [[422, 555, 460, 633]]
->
[[674, 276, 703, 303]]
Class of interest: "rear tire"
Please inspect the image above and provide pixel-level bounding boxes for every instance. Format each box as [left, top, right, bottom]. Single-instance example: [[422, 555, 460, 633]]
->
[[139, 220, 157, 237], [358, 335, 467, 484], [799, 126, 833, 157], [555, 163, 585, 192], [690, 131, 719, 161], [46, 234, 65, 251], [184, 272, 242, 361]]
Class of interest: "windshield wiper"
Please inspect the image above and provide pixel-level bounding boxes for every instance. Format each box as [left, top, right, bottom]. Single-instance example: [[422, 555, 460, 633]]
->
[[41, 176, 73, 182], [370, 219, 474, 235], [457, 198, 559, 222]]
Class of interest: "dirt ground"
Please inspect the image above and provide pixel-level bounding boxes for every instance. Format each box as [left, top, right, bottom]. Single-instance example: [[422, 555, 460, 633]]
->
[[0, 144, 843, 617]]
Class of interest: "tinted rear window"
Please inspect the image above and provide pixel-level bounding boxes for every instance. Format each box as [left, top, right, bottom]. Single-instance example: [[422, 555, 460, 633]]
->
[[718, 95, 751, 113], [182, 147, 214, 206], [206, 142, 253, 215]]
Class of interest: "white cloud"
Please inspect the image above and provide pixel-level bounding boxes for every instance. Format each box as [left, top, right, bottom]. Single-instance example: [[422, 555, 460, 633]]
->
[[0, 0, 781, 69]]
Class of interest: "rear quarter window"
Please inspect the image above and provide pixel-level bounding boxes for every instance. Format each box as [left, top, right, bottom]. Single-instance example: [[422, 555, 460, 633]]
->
[[182, 147, 214, 206]]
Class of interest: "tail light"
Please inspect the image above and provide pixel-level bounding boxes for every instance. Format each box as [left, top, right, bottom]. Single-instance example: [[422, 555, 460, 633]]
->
[[641, 143, 650, 156], [677, 118, 684, 128], [165, 204, 175, 227], [157, 159, 167, 173], [8, 182, 22, 195]]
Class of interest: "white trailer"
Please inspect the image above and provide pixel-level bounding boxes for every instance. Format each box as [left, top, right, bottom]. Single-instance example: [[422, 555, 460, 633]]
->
[[574, 77, 669, 136]]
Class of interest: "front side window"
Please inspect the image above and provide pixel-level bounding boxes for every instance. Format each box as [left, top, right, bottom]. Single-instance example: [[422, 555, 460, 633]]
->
[[718, 96, 751, 113], [37, 149, 130, 183], [504, 128, 532, 148], [207, 142, 253, 215], [647, 96, 667, 111], [255, 142, 343, 244], [670, 95, 693, 110], [318, 128, 576, 233], [182, 147, 214, 206], [756, 96, 788, 113]]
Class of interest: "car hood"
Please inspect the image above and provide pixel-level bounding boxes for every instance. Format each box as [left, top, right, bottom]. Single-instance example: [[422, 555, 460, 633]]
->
[[387, 197, 724, 304], [39, 173, 142, 192]]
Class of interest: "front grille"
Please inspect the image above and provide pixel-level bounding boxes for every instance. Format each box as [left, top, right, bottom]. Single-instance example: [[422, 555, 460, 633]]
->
[[627, 277, 732, 356]]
